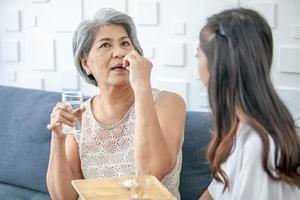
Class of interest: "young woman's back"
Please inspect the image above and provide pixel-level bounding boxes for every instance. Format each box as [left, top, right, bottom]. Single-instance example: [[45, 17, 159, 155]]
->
[[208, 123, 300, 200]]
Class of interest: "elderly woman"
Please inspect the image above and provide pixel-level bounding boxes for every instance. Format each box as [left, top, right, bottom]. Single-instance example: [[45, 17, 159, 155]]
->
[[46, 8, 185, 200]]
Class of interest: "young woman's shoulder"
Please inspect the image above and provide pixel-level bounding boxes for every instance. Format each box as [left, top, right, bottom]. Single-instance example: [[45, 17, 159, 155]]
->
[[238, 123, 276, 167]]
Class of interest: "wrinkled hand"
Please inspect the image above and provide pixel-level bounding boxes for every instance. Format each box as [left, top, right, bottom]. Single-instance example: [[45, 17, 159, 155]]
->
[[47, 102, 85, 138], [123, 50, 152, 91]]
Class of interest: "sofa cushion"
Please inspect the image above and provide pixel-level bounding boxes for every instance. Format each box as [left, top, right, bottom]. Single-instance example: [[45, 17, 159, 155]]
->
[[0, 183, 50, 200], [0, 86, 60, 193], [179, 111, 212, 200]]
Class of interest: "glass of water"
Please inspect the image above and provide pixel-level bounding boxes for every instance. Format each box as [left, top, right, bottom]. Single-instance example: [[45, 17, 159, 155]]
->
[[62, 90, 83, 135], [131, 173, 151, 200]]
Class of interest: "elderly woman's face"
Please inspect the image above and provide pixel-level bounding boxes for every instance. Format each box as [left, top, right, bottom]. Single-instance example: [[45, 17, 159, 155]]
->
[[82, 24, 134, 86], [197, 44, 209, 87]]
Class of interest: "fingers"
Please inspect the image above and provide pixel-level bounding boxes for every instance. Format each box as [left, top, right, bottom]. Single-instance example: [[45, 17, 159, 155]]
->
[[123, 50, 141, 69], [123, 59, 130, 69], [48, 103, 85, 130], [47, 122, 60, 130], [54, 102, 72, 112], [52, 111, 75, 127], [73, 107, 86, 121]]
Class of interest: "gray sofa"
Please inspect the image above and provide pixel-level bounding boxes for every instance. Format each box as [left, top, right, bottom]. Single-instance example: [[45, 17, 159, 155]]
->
[[0, 85, 211, 200]]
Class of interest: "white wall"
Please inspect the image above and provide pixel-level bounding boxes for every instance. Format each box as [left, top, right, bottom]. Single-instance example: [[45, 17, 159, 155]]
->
[[0, 0, 300, 129]]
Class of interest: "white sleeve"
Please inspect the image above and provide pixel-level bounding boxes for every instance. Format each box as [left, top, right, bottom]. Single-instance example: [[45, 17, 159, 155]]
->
[[232, 134, 270, 200], [207, 179, 216, 199]]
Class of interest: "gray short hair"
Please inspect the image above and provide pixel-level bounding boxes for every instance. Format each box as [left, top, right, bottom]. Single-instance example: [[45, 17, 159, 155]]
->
[[72, 8, 143, 86]]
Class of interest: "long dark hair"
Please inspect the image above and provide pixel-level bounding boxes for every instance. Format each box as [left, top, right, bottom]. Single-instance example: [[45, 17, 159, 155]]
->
[[199, 8, 300, 191]]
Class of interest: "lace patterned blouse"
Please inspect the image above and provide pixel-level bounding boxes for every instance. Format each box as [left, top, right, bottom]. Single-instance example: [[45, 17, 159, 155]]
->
[[74, 89, 183, 199]]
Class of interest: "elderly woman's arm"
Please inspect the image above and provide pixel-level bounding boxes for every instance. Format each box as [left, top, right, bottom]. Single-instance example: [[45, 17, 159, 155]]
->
[[134, 87, 186, 179], [47, 136, 82, 200], [199, 190, 214, 200], [46, 104, 84, 199], [124, 50, 186, 180]]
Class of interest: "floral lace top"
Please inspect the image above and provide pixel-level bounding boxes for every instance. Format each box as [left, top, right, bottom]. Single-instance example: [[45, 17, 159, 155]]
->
[[74, 89, 183, 199]]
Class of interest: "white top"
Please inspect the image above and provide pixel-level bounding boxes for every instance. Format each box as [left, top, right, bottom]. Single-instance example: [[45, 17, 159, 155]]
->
[[75, 89, 183, 199], [208, 123, 300, 200]]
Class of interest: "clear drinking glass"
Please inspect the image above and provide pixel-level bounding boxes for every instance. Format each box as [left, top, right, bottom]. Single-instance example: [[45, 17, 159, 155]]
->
[[131, 175, 150, 200], [118, 167, 136, 189], [61, 90, 83, 135]]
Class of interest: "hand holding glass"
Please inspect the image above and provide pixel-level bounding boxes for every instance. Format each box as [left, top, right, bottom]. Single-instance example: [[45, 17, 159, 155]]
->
[[62, 90, 83, 134]]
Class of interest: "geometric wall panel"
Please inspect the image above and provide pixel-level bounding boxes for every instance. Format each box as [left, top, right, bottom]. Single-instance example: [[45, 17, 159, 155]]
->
[[56, 38, 74, 68], [276, 87, 300, 126], [30, 38, 55, 71], [98, 0, 127, 12], [203, 1, 238, 18], [60, 69, 79, 90], [23, 75, 44, 90], [143, 45, 155, 59], [2, 40, 20, 62], [84, 0, 127, 19], [80, 78, 99, 97], [279, 46, 300, 73], [55, 0, 82, 32], [198, 93, 209, 107], [0, 0, 299, 113], [291, 24, 300, 39], [3, 9, 21, 32], [156, 79, 189, 104], [32, 0, 49, 2], [295, 119, 300, 128], [7, 70, 17, 82], [162, 41, 185, 66], [28, 15, 38, 28], [135, 1, 158, 25], [172, 20, 186, 35], [251, 3, 276, 28]]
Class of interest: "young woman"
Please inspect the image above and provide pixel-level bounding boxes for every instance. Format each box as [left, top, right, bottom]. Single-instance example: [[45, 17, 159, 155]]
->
[[197, 8, 300, 200]]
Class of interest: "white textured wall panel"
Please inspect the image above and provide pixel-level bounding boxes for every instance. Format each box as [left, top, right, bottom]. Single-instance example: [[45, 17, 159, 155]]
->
[[2, 40, 20, 62], [198, 93, 209, 107], [279, 46, 300, 73], [276, 87, 300, 127], [55, 0, 82, 32], [60, 69, 79, 90], [28, 15, 38, 28], [7, 70, 17, 82], [84, 0, 127, 19], [32, 0, 49, 3], [172, 20, 186, 35], [250, 3, 276, 28], [0, 0, 299, 115], [162, 41, 185, 66], [291, 24, 300, 39], [156, 79, 189, 103], [30, 38, 55, 71], [98, 0, 127, 13], [80, 78, 99, 97], [3, 9, 21, 32], [295, 119, 300, 128], [143, 45, 155, 59], [203, 1, 239, 17], [56, 38, 74, 69], [135, 1, 158, 25], [22, 75, 44, 90]]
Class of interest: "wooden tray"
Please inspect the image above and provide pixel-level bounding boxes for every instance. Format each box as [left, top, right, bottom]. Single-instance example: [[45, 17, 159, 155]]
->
[[72, 175, 177, 200]]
